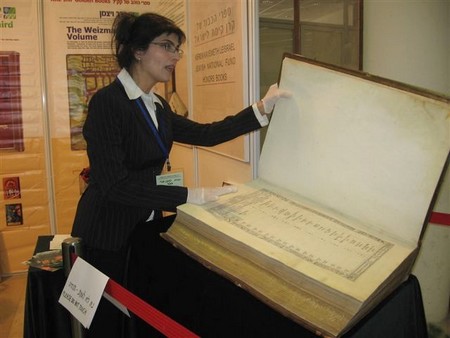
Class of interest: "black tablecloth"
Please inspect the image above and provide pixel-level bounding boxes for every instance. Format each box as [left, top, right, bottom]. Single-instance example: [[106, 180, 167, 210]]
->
[[24, 236, 72, 338], [24, 216, 428, 338]]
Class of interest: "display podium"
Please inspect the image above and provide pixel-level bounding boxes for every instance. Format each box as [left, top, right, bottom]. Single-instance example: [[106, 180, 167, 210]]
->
[[24, 219, 428, 338]]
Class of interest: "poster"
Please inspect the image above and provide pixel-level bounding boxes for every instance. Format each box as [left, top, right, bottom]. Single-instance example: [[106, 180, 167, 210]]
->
[[43, 0, 186, 144], [0, 50, 23, 152], [5, 203, 23, 226], [42, 0, 187, 234], [3, 177, 21, 199], [0, 0, 50, 237], [190, 0, 249, 161], [67, 54, 119, 149]]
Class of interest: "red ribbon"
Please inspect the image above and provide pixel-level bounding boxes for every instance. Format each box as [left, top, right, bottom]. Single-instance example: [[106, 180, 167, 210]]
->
[[70, 254, 199, 337], [104, 279, 199, 338], [430, 212, 450, 226]]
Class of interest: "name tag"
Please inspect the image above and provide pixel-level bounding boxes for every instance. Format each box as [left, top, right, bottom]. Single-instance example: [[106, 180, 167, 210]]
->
[[156, 170, 184, 187]]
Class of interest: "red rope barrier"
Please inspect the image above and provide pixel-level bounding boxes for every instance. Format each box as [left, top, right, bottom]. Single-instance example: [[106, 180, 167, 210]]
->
[[430, 212, 450, 226], [104, 279, 199, 338], [70, 254, 199, 337]]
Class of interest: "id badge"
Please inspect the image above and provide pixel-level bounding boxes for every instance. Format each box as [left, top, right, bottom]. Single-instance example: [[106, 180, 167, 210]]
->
[[156, 169, 184, 187]]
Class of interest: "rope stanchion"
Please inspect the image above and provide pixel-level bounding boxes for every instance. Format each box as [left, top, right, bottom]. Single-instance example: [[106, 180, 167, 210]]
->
[[62, 237, 86, 338]]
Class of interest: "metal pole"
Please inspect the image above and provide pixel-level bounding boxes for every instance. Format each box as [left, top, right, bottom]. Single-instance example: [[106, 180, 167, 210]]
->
[[62, 237, 86, 338]]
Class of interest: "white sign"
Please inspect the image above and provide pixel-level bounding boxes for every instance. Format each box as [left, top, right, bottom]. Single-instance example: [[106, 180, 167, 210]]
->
[[58, 257, 109, 329], [49, 234, 72, 250]]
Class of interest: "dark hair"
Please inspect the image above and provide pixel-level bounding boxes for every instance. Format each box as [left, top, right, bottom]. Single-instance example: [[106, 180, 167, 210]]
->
[[112, 12, 186, 69]]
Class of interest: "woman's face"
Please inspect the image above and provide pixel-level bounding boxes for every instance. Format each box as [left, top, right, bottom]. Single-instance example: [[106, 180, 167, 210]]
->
[[135, 32, 183, 88]]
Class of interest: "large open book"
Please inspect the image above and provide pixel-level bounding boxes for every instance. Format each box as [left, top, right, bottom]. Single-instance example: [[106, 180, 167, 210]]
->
[[162, 54, 450, 337]]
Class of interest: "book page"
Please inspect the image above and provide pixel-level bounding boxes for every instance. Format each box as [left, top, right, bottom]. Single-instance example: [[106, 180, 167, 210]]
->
[[177, 179, 414, 302], [207, 186, 392, 281], [259, 56, 450, 245]]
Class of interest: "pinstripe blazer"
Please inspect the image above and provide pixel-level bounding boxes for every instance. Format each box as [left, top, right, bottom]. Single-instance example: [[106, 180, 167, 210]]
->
[[71, 79, 262, 251]]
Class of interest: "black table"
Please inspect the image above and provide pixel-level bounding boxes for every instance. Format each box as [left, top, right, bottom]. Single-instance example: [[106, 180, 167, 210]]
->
[[24, 236, 72, 338], [24, 217, 428, 338]]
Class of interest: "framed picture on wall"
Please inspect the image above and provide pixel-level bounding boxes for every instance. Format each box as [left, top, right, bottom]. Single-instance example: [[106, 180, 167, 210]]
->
[[3, 176, 21, 200], [5, 203, 23, 226]]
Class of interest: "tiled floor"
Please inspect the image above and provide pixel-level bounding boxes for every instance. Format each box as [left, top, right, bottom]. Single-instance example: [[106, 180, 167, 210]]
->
[[0, 272, 449, 338]]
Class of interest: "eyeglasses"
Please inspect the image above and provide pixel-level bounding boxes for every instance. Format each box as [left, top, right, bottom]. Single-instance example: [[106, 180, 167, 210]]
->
[[150, 42, 184, 57]]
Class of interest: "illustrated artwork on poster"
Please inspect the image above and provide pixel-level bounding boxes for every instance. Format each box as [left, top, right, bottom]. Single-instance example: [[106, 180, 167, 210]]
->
[[5, 203, 23, 226], [155, 72, 188, 117], [3, 176, 21, 199], [0, 51, 24, 152], [67, 54, 120, 150]]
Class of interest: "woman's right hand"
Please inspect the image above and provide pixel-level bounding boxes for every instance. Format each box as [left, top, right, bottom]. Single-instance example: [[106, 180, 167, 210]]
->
[[187, 186, 238, 205]]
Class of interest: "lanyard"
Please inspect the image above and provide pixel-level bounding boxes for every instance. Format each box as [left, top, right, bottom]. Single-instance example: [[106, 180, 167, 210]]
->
[[135, 98, 171, 171]]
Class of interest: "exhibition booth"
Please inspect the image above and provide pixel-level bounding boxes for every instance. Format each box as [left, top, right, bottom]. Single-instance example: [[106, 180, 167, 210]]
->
[[0, 0, 449, 336]]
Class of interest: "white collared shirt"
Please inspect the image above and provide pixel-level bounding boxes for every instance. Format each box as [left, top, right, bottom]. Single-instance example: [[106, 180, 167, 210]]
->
[[117, 68, 162, 129]]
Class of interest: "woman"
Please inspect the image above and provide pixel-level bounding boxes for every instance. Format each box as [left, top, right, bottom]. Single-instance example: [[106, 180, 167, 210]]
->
[[71, 11, 289, 337]]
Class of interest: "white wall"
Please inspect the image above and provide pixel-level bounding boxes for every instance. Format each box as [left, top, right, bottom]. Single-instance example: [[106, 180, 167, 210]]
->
[[364, 0, 449, 94], [364, 0, 450, 323]]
